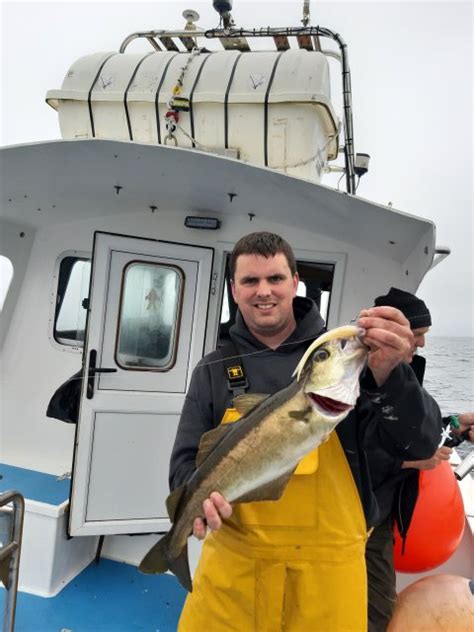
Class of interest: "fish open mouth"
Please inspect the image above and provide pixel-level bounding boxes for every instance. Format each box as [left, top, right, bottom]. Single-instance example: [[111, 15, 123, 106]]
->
[[308, 393, 352, 416]]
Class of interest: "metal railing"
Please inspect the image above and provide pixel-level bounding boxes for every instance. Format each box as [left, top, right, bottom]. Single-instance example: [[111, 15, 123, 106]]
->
[[429, 246, 451, 270], [0, 491, 25, 632]]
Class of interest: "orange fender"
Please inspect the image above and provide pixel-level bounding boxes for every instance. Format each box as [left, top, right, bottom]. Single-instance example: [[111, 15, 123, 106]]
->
[[394, 460, 465, 572]]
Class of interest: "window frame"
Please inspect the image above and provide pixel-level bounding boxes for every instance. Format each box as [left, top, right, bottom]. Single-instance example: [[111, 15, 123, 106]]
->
[[49, 250, 91, 353]]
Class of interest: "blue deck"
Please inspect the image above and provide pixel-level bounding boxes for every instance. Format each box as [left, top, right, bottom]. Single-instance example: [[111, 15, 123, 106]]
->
[[0, 558, 186, 631], [1, 464, 185, 630], [0, 463, 70, 505]]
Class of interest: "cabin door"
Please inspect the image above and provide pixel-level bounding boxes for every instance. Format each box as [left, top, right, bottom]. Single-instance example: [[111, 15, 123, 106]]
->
[[69, 232, 213, 536]]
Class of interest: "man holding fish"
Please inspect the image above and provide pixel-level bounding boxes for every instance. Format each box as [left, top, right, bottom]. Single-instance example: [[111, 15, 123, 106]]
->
[[140, 231, 442, 631]]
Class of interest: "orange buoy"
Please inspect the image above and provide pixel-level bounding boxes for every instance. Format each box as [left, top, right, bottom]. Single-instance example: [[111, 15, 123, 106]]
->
[[387, 575, 474, 632], [394, 460, 465, 572]]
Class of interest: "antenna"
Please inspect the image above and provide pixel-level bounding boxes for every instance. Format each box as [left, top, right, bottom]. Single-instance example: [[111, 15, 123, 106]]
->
[[212, 1, 234, 29], [183, 9, 200, 30], [302, 0, 311, 27]]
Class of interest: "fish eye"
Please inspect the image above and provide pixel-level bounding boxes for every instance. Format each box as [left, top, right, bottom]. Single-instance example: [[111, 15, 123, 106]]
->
[[313, 348, 330, 362]]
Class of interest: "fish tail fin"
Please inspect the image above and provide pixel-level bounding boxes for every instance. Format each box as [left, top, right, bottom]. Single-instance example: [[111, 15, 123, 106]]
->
[[138, 532, 193, 592], [168, 540, 192, 592], [139, 531, 173, 575]]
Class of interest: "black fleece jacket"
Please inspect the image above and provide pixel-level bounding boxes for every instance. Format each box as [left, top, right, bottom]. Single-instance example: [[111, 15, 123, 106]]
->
[[367, 354, 450, 539], [169, 297, 442, 529]]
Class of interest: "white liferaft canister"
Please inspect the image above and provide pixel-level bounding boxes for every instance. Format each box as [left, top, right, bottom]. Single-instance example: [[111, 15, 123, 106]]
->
[[46, 49, 339, 183]]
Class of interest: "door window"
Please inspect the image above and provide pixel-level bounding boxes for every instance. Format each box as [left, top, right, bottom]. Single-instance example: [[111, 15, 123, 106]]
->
[[115, 262, 183, 370]]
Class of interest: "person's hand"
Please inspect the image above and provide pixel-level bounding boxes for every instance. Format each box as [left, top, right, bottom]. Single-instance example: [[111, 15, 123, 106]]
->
[[457, 413, 474, 442], [192, 491, 232, 540], [402, 446, 453, 471], [357, 306, 414, 386]]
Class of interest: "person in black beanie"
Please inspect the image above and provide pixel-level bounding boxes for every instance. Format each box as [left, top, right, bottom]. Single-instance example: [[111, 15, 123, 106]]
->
[[365, 288, 474, 632]]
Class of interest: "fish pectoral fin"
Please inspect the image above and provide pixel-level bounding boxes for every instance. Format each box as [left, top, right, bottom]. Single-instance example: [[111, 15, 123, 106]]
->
[[233, 393, 269, 416], [233, 468, 296, 504], [196, 424, 235, 467], [288, 407, 312, 422], [166, 484, 186, 522]]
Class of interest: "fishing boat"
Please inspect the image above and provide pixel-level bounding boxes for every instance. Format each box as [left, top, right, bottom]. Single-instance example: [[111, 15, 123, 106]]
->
[[1, 2, 472, 630]]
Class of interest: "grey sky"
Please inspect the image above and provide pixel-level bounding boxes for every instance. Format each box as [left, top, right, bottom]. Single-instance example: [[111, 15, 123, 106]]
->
[[1, 1, 473, 336]]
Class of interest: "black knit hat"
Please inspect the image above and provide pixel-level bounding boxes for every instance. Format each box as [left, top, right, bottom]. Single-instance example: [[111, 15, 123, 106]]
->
[[374, 287, 432, 329]]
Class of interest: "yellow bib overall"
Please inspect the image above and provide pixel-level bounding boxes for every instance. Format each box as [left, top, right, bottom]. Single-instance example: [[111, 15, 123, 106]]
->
[[178, 408, 368, 632]]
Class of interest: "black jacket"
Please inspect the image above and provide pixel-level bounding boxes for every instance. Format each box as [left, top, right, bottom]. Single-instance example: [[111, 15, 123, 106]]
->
[[367, 354, 443, 539], [169, 297, 442, 529]]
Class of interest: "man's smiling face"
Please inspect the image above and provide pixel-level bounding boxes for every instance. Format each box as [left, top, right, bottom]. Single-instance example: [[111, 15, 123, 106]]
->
[[231, 253, 299, 345]]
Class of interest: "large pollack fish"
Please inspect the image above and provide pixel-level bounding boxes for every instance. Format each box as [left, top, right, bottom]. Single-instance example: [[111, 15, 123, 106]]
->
[[139, 325, 368, 591]]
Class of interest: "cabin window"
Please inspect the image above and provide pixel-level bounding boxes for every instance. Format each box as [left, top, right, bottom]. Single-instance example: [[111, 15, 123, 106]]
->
[[115, 262, 183, 370], [295, 260, 333, 322], [0, 255, 14, 312], [218, 257, 334, 344], [54, 256, 91, 346]]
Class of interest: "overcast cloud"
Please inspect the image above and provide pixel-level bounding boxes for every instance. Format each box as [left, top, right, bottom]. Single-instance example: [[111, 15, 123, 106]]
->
[[1, 1, 472, 336]]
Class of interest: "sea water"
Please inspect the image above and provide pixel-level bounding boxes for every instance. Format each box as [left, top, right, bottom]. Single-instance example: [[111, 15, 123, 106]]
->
[[422, 336, 474, 461]]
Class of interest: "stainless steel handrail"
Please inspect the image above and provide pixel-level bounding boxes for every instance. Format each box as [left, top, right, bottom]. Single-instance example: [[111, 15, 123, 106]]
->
[[429, 246, 451, 270], [0, 491, 25, 632], [454, 451, 474, 481]]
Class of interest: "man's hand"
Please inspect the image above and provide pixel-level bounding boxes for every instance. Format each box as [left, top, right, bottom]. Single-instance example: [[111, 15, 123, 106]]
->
[[402, 446, 452, 471], [357, 306, 414, 386], [192, 491, 232, 540]]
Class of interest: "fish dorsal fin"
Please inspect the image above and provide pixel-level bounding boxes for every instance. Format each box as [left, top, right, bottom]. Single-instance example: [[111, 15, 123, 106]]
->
[[233, 468, 296, 504], [196, 424, 234, 467], [166, 484, 186, 522], [233, 393, 269, 417]]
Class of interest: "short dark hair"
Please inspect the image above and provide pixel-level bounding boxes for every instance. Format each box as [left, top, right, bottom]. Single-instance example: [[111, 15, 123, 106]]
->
[[229, 231, 297, 279]]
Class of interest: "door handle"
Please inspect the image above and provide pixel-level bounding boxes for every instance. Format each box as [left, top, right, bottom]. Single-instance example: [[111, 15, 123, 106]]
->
[[87, 349, 117, 399]]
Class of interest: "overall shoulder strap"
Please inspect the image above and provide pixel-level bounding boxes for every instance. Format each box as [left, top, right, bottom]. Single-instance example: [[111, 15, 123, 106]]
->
[[218, 339, 249, 398]]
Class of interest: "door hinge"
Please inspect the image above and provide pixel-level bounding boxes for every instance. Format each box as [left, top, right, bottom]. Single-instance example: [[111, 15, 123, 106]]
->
[[210, 272, 218, 295]]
